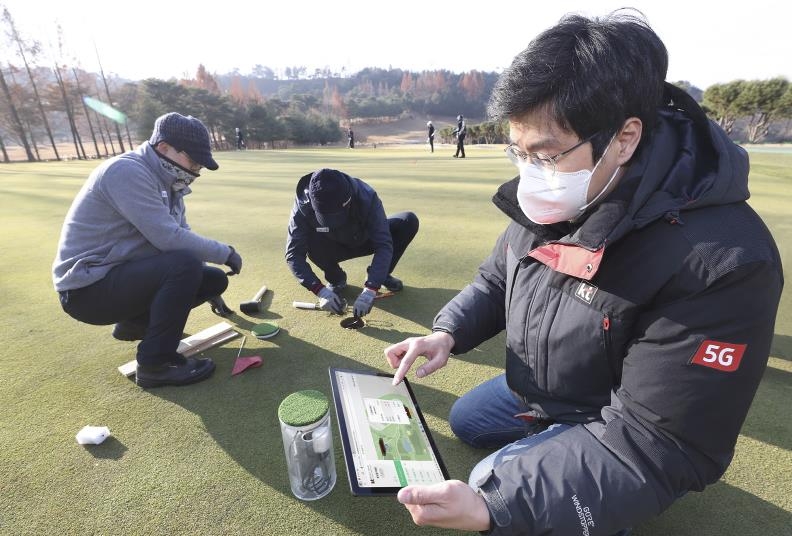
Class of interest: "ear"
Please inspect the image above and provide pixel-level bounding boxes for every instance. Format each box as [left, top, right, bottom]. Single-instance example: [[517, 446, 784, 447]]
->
[[614, 117, 642, 165], [153, 141, 171, 155]]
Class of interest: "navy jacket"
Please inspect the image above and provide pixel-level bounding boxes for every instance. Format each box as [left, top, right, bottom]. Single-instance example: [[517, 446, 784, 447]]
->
[[433, 85, 783, 535], [453, 118, 466, 139], [286, 171, 393, 291]]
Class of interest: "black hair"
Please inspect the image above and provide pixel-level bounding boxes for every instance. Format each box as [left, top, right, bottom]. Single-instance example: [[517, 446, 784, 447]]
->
[[487, 9, 668, 160]]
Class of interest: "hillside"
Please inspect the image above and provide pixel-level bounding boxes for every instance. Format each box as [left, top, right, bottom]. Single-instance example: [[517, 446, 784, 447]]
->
[[350, 115, 481, 145]]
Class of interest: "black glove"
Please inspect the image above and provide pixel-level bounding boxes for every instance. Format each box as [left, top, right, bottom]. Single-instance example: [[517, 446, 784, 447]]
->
[[208, 295, 234, 317], [225, 246, 243, 275]]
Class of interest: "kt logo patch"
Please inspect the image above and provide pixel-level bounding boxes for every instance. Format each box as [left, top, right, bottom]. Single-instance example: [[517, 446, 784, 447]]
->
[[690, 340, 746, 372], [575, 282, 598, 304]]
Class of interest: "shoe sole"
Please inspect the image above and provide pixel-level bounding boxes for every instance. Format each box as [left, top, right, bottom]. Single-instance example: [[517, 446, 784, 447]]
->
[[136, 361, 216, 388], [112, 330, 145, 342], [113, 334, 143, 341]]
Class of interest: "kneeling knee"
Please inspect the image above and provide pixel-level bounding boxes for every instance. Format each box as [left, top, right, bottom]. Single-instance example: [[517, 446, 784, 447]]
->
[[449, 398, 479, 447]]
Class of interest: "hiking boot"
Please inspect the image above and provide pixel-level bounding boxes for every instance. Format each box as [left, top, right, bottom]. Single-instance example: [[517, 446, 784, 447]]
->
[[112, 321, 147, 341], [383, 274, 403, 292], [135, 356, 215, 388]]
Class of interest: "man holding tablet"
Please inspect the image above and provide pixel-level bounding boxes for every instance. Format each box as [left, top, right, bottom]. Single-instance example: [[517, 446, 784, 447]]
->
[[383, 11, 782, 536]]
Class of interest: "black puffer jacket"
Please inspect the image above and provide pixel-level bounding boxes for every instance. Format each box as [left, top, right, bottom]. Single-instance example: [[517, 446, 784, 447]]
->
[[433, 85, 783, 535]]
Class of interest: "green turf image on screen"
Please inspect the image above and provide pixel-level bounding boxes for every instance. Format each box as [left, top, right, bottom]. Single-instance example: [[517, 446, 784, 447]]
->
[[367, 394, 432, 462]]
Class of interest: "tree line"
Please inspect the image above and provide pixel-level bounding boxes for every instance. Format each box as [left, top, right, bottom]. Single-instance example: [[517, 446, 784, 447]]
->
[[2, 4, 791, 163], [701, 79, 792, 143]]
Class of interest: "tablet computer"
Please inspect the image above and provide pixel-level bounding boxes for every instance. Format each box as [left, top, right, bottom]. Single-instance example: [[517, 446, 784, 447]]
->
[[328, 367, 450, 496]]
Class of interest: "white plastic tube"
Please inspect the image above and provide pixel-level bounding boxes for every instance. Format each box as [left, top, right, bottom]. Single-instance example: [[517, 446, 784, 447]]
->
[[292, 301, 319, 310]]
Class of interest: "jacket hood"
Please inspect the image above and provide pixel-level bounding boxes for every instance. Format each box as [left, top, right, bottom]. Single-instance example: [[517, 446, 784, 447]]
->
[[494, 82, 751, 250]]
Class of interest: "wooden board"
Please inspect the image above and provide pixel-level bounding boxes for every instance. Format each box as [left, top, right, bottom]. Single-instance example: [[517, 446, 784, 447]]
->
[[177, 322, 239, 356], [117, 322, 240, 377]]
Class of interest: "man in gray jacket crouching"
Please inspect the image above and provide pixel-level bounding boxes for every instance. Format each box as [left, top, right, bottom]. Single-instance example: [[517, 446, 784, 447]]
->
[[53, 112, 243, 388]]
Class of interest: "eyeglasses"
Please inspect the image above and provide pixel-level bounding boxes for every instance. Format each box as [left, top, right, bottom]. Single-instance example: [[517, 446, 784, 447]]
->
[[505, 132, 598, 175], [179, 151, 202, 174]]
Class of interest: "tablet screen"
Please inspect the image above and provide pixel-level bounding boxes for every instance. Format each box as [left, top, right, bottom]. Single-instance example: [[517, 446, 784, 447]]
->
[[329, 367, 449, 495]]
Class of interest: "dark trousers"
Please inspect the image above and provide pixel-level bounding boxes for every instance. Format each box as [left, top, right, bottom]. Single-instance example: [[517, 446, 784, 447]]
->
[[455, 135, 466, 157], [308, 211, 419, 285], [58, 250, 228, 366], [429, 136, 434, 152]]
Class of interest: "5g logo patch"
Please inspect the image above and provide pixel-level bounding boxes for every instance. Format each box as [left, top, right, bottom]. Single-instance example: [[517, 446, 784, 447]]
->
[[690, 340, 746, 372]]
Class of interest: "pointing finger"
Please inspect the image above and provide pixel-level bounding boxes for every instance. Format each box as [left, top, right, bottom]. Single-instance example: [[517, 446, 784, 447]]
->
[[384, 340, 409, 369], [392, 344, 419, 385]]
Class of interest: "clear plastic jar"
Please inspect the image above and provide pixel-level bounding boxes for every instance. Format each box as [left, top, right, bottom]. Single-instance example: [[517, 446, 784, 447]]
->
[[278, 390, 336, 500]]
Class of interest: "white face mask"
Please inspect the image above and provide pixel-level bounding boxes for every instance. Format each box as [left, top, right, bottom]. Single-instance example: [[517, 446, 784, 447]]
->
[[516, 139, 620, 224]]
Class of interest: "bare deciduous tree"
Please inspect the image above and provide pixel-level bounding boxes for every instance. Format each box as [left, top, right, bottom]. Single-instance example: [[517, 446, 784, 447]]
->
[[0, 66, 34, 160], [95, 45, 125, 153], [2, 7, 60, 160]]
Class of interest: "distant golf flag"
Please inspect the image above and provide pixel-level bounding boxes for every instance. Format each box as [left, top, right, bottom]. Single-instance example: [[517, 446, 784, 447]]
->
[[83, 96, 127, 124]]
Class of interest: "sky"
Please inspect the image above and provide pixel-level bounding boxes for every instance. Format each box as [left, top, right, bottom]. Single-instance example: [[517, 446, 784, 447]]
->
[[2, 0, 790, 89]]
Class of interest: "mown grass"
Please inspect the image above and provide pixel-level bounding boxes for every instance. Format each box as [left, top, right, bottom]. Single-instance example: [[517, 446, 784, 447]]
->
[[0, 144, 789, 535]]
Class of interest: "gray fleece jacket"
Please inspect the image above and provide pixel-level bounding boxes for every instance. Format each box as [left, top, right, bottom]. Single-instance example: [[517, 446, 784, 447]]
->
[[52, 142, 231, 292]]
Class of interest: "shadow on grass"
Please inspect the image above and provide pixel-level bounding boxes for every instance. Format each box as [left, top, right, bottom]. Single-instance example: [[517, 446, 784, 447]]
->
[[149, 327, 474, 536], [204, 288, 282, 325], [770, 333, 792, 361], [334, 284, 461, 334], [374, 285, 509, 367], [739, 365, 792, 451], [80, 437, 128, 460], [351, 284, 505, 362], [635, 480, 791, 535]]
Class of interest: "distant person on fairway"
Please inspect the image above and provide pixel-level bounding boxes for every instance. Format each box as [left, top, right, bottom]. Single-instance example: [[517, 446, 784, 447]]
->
[[235, 127, 245, 150], [286, 168, 419, 318], [452, 114, 466, 158], [384, 11, 783, 535], [53, 112, 243, 388], [347, 127, 355, 148], [427, 121, 435, 153]]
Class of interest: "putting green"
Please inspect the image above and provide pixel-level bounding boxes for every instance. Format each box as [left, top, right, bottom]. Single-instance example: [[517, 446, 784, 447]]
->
[[0, 145, 789, 535]]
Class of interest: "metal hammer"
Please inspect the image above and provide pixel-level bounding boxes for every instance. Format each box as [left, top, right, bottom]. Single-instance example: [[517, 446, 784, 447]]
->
[[240, 285, 268, 315]]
